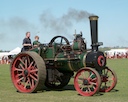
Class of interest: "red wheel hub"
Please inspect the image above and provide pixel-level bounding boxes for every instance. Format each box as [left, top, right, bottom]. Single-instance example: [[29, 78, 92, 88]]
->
[[83, 79, 89, 85], [101, 75, 108, 82], [24, 69, 29, 76]]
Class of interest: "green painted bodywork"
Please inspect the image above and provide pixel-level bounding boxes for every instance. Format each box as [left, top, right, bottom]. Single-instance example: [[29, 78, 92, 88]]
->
[[54, 52, 86, 72], [45, 47, 55, 58], [72, 42, 79, 50], [30, 47, 40, 54], [30, 44, 87, 72]]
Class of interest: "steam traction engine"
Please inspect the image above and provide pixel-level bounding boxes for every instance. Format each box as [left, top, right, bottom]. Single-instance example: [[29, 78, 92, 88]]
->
[[10, 16, 117, 96]]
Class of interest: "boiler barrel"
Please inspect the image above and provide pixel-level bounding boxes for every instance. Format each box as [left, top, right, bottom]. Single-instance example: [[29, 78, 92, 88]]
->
[[54, 52, 87, 72]]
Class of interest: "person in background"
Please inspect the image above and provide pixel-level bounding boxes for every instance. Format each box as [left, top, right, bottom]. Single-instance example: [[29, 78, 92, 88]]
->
[[21, 32, 32, 52], [33, 36, 40, 47]]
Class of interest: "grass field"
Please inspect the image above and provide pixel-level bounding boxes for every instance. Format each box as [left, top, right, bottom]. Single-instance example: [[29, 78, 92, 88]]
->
[[0, 59, 128, 102]]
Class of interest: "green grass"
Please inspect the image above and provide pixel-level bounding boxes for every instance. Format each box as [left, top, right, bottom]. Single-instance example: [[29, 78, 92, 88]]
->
[[0, 59, 128, 102]]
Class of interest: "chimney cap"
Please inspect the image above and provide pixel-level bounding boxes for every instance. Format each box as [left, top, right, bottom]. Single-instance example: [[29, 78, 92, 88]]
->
[[89, 16, 99, 20]]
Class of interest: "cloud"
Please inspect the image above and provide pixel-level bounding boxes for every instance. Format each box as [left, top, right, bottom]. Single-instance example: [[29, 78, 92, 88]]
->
[[0, 8, 95, 50], [40, 8, 95, 39], [0, 17, 39, 50], [0, 17, 38, 42]]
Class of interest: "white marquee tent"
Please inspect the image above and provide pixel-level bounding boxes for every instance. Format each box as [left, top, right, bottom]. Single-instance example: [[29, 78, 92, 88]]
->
[[0, 47, 21, 60], [8, 47, 21, 55], [105, 49, 128, 58]]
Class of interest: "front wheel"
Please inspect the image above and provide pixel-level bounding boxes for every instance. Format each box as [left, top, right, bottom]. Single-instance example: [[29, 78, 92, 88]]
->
[[74, 67, 101, 96], [100, 67, 117, 92]]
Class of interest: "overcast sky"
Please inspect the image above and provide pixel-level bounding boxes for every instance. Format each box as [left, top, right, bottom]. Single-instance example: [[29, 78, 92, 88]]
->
[[0, 0, 128, 50]]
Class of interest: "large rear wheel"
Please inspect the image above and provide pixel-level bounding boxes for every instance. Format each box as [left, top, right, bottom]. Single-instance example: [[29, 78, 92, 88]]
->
[[74, 67, 101, 96], [10, 51, 46, 93]]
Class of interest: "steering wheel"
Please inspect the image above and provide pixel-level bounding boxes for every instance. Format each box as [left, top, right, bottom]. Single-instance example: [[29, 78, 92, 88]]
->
[[49, 36, 70, 47], [49, 36, 70, 53]]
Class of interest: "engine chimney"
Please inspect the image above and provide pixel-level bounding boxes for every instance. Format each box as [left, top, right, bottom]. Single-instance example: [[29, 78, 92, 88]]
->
[[89, 16, 102, 51]]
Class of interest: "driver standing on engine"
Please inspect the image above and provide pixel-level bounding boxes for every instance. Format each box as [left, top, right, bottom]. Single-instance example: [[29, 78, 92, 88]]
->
[[21, 32, 32, 52], [33, 35, 40, 47]]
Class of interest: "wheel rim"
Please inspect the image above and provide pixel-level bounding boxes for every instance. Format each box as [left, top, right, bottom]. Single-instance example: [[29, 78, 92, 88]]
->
[[74, 68, 101, 96], [100, 67, 117, 92], [11, 52, 46, 93], [49, 36, 70, 46]]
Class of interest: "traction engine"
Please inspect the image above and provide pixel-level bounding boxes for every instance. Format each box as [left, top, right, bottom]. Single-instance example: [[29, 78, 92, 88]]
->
[[10, 16, 117, 96]]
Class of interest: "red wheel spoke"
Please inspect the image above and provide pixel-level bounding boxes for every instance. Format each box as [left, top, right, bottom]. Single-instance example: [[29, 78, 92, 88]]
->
[[19, 64, 25, 70], [89, 73, 94, 79], [16, 74, 20, 78], [24, 77, 27, 82], [24, 80, 28, 88], [33, 73, 38, 77], [105, 69, 108, 75], [101, 82, 106, 86], [27, 77, 34, 88], [28, 61, 34, 69], [103, 82, 107, 88], [93, 86, 96, 90], [17, 73, 23, 77], [25, 59, 28, 68], [91, 77, 97, 81], [33, 62, 37, 68], [87, 86, 91, 93], [81, 71, 86, 78], [19, 58, 25, 66], [108, 76, 113, 81], [17, 77, 24, 83], [27, 56, 31, 65], [80, 84, 85, 90], [14, 67, 23, 72], [28, 77, 35, 88], [31, 79, 35, 88], [24, 80, 29, 89], [78, 77, 84, 81], [89, 81, 96, 85], [30, 69, 38, 73], [30, 74, 38, 82], [28, 77, 31, 86]]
